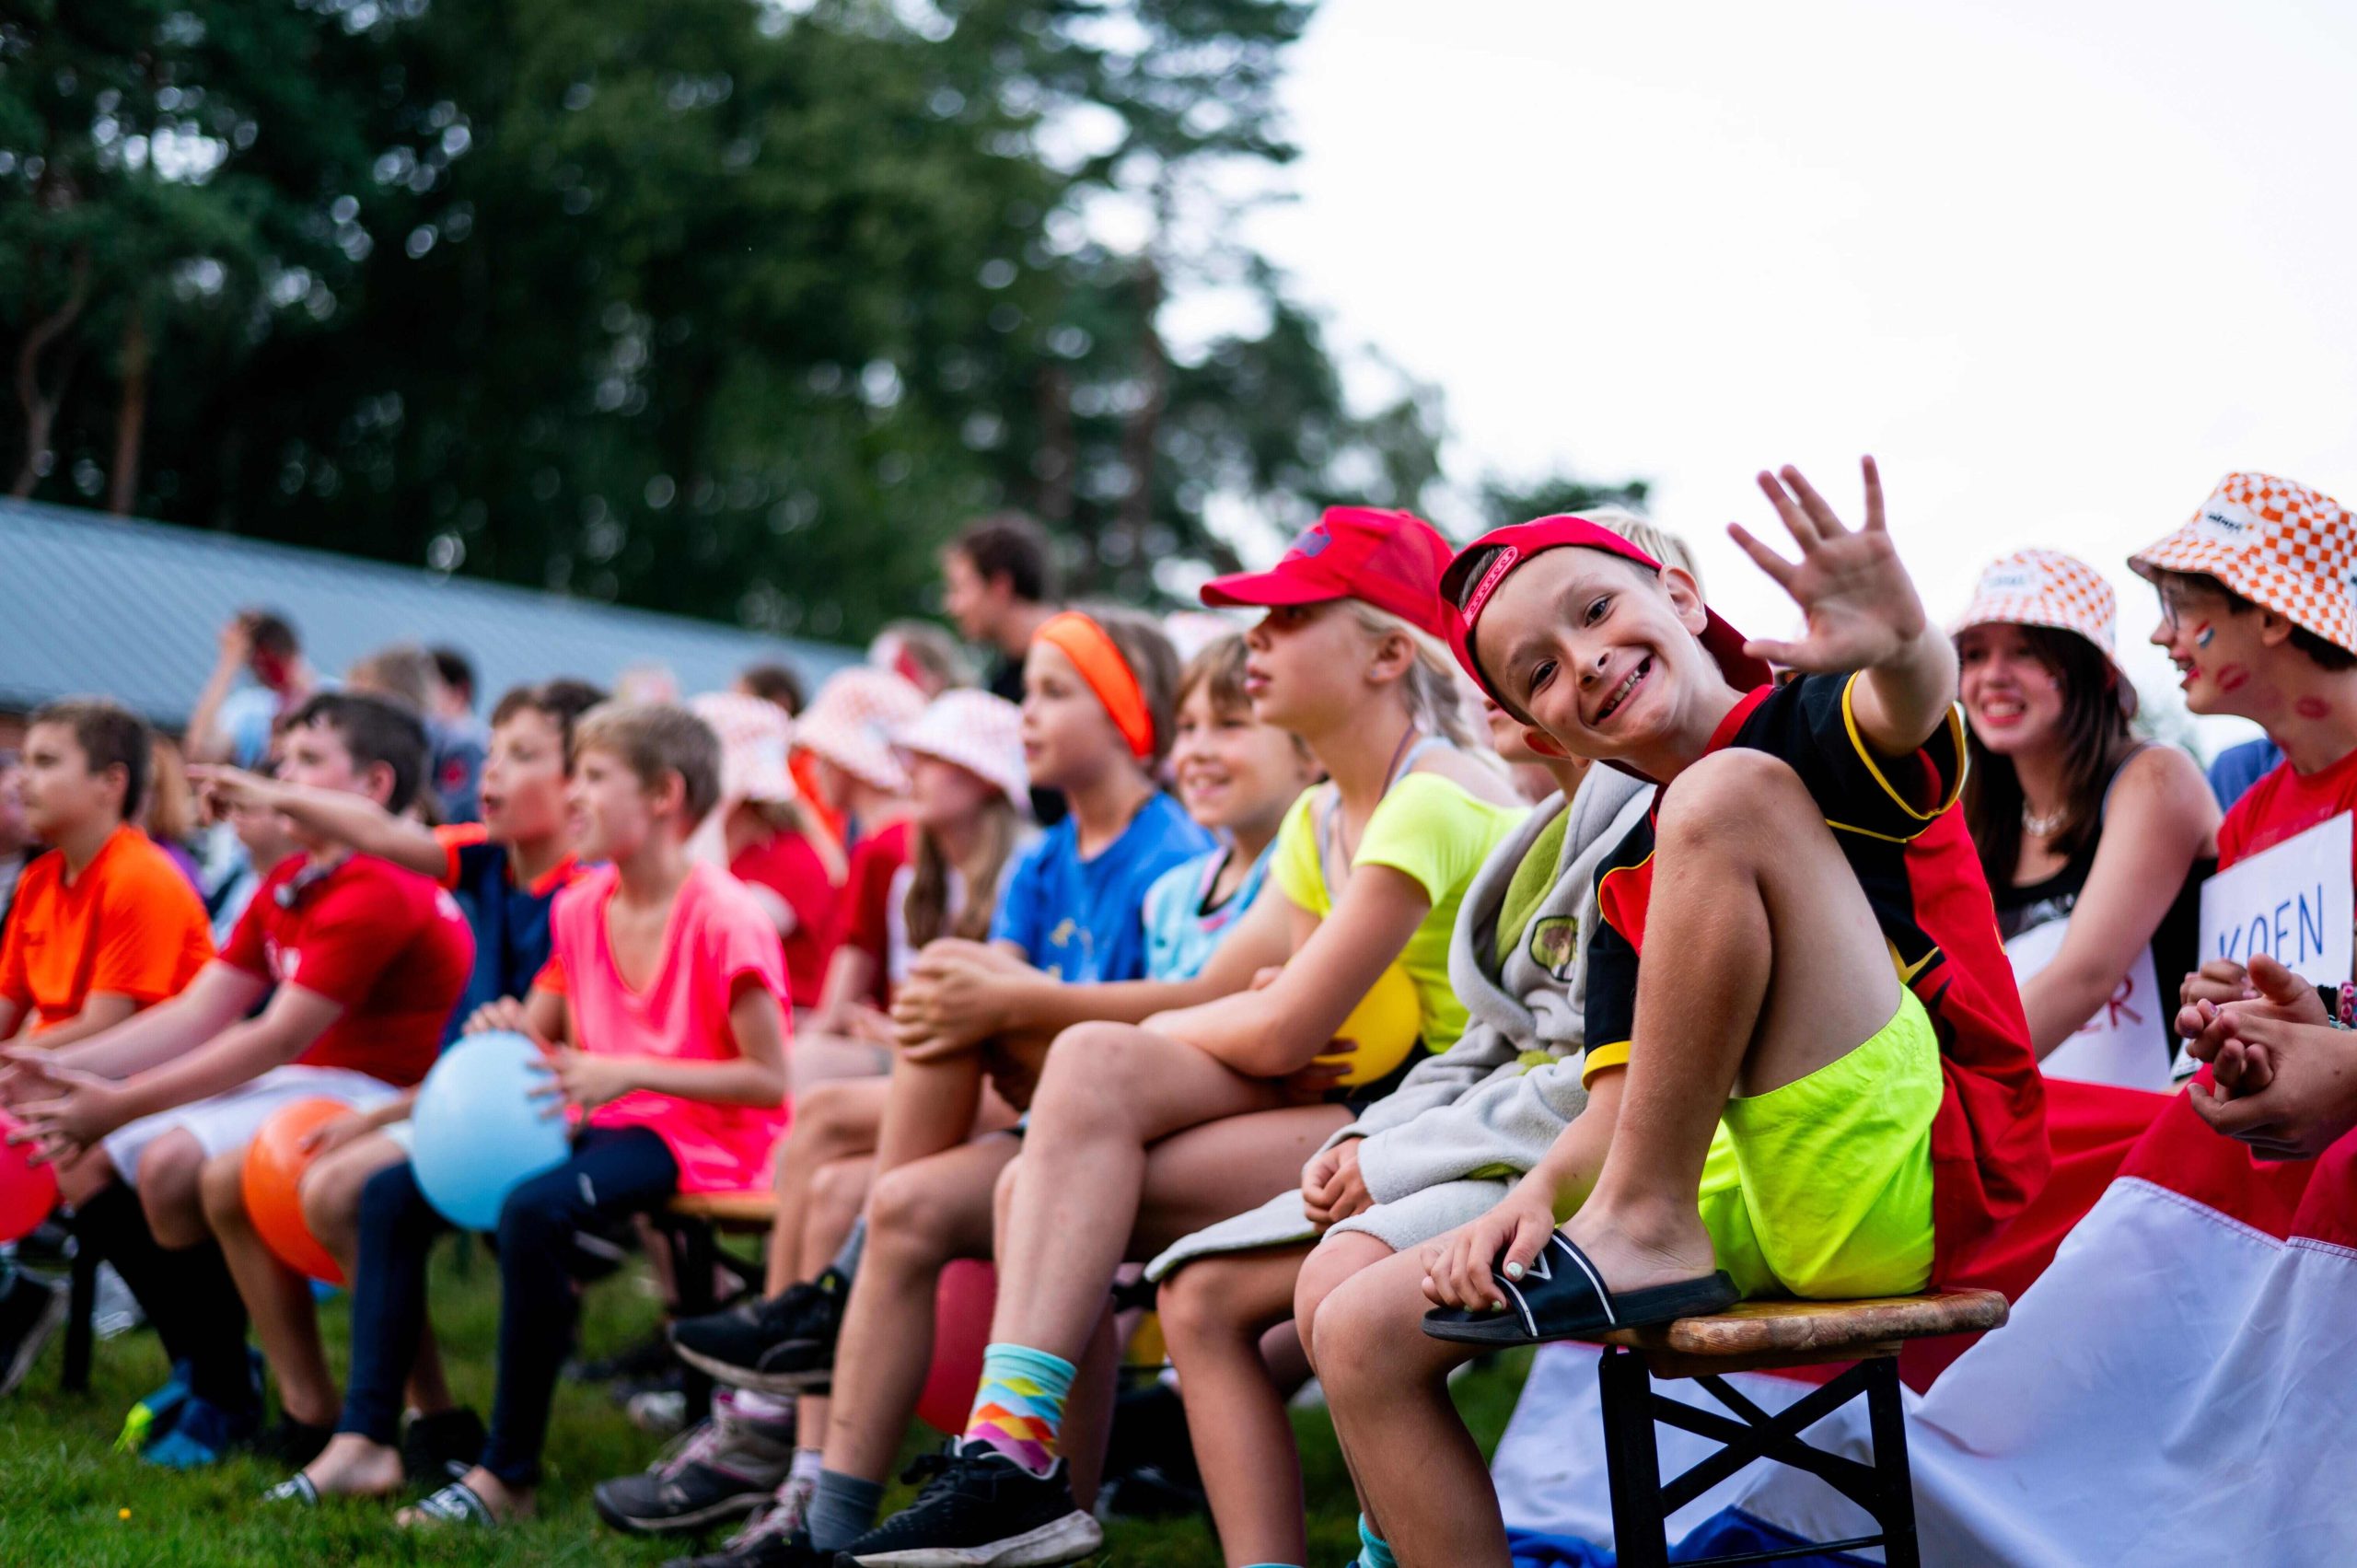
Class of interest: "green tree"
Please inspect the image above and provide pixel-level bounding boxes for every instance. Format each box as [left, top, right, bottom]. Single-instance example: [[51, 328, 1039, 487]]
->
[[3, 0, 1446, 640]]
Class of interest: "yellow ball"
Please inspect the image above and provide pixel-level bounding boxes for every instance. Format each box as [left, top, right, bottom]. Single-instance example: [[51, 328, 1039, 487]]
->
[[1318, 965, 1422, 1086]]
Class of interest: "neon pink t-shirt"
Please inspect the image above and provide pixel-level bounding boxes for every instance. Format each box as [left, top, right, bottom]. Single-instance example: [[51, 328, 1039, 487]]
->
[[545, 862, 791, 1193]]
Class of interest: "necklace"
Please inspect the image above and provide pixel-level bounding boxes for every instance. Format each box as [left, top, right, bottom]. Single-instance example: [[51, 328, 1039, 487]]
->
[[1327, 723, 1423, 876], [2021, 800, 2068, 837]]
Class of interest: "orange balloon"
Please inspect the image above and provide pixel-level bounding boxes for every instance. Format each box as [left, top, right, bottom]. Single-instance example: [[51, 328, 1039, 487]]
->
[[240, 1098, 351, 1285]]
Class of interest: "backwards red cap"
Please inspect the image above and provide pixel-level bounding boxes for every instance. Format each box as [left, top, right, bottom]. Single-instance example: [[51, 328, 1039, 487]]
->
[[1440, 517, 1774, 711], [1201, 506, 1456, 641]]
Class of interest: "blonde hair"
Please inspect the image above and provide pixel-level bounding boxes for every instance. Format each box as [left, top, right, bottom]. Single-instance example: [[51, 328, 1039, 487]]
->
[[573, 703, 723, 829], [1341, 602, 1483, 752], [1581, 508, 1702, 594], [906, 796, 1023, 947]]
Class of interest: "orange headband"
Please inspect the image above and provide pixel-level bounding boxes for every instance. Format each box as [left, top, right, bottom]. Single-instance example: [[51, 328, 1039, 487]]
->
[[1035, 611, 1155, 759]]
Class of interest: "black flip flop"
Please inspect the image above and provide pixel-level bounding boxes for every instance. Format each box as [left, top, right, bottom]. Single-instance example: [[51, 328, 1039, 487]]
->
[[1422, 1230, 1739, 1347]]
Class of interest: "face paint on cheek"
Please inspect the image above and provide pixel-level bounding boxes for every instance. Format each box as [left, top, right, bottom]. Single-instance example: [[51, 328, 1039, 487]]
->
[[2216, 665, 2251, 693], [2297, 697, 2332, 720], [2193, 622, 2215, 650]]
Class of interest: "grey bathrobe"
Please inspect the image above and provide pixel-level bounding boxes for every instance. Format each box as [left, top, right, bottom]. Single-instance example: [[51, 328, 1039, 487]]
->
[[1145, 764, 1654, 1276]]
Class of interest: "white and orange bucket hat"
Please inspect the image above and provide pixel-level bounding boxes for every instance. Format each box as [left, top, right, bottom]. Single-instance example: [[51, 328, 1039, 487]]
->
[[2128, 472, 2357, 656], [1952, 548, 2136, 714], [896, 691, 1030, 814]]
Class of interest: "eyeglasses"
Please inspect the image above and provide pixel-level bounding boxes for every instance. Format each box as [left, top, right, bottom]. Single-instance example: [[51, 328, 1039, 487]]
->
[[2156, 583, 2222, 631]]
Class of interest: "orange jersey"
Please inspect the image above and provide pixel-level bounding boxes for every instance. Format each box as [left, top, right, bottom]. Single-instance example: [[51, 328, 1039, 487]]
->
[[0, 826, 215, 1032]]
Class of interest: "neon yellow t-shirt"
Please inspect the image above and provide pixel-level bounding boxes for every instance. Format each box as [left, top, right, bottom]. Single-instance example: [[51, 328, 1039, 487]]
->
[[1271, 772, 1525, 1052]]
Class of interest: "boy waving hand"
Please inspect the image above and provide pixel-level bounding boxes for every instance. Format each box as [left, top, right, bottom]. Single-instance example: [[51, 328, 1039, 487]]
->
[[1428, 458, 2046, 1340]]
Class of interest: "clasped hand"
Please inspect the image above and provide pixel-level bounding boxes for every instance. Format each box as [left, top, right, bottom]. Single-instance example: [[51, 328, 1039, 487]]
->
[[2, 1049, 127, 1166], [2178, 952, 2357, 1160]]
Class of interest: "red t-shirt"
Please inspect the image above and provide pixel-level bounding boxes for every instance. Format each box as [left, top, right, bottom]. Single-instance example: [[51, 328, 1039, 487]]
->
[[219, 853, 476, 1087], [832, 820, 914, 1005], [2216, 745, 2357, 875], [730, 832, 840, 1008]]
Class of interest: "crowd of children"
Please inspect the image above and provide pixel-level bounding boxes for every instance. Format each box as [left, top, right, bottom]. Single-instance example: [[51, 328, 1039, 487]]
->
[[3, 474, 2355, 1567]]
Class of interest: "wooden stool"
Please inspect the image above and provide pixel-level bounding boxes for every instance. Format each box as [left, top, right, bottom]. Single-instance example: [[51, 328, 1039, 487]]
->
[[1591, 1289, 2006, 1568], [658, 1191, 779, 1421]]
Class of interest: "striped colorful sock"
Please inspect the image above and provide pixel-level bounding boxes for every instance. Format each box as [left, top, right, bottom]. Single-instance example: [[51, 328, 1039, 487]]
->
[[1356, 1516, 1398, 1568], [959, 1342, 1076, 1476]]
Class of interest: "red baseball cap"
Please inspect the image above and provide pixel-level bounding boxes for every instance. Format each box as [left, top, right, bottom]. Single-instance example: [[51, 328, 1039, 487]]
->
[[1440, 517, 1774, 711], [1201, 507, 1456, 641]]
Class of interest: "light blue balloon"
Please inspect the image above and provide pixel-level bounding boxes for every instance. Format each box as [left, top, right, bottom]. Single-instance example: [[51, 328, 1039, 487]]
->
[[411, 1031, 574, 1232]]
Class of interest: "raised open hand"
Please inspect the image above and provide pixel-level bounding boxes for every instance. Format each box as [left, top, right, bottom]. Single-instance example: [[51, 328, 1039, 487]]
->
[[1728, 457, 1927, 674]]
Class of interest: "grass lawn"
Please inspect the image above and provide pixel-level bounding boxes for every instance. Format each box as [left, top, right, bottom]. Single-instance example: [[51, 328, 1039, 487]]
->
[[1, 1247, 1532, 1566]]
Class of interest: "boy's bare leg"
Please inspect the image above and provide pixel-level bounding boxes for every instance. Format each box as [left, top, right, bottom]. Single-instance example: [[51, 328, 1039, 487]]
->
[[768, 1078, 888, 1293], [1561, 749, 1900, 1295], [1160, 1246, 1318, 1567], [304, 1135, 457, 1419], [199, 1145, 335, 1425], [823, 1138, 1017, 1482], [1318, 1242, 1504, 1568], [1294, 1229, 1395, 1365], [134, 1130, 211, 1248]]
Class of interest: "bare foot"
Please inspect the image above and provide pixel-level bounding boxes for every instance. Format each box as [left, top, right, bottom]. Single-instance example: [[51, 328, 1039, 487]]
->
[[302, 1434, 405, 1499], [1557, 1202, 1718, 1295], [395, 1465, 534, 1527]]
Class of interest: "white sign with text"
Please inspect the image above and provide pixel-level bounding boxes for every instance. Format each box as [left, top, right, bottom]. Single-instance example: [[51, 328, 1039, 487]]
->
[[2199, 812, 2353, 983], [2004, 916, 2170, 1092]]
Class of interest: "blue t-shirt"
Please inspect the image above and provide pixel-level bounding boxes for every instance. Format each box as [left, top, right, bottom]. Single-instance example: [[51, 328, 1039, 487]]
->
[[2208, 736, 2283, 812], [438, 829, 577, 1043], [1142, 842, 1272, 983], [990, 793, 1213, 983]]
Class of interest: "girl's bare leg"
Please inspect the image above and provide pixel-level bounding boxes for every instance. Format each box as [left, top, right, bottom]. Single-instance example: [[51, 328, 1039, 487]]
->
[[1158, 1248, 1316, 1567], [988, 1024, 1306, 1358], [872, 1048, 990, 1177], [823, 1138, 1017, 1483], [787, 1155, 874, 1451]]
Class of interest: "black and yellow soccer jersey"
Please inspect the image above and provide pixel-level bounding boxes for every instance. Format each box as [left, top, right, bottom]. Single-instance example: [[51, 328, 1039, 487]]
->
[[1580, 672, 2049, 1284]]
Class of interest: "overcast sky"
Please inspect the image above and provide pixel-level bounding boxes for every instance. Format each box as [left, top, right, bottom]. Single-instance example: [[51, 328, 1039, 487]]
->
[[1235, 0, 2357, 753]]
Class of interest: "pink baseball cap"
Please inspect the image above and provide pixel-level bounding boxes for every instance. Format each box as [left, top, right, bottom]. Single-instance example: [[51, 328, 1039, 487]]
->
[[1441, 516, 1773, 711], [1200, 506, 1456, 641]]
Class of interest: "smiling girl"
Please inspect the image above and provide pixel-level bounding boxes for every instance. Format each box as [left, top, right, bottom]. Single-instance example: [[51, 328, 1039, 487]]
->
[[1954, 550, 2216, 1083]]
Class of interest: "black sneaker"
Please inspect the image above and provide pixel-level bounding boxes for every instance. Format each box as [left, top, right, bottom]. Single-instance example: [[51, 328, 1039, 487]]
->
[[594, 1404, 795, 1535], [661, 1509, 835, 1567], [401, 1405, 487, 1487], [0, 1271, 66, 1398], [670, 1269, 846, 1396], [835, 1443, 1102, 1566], [250, 1415, 333, 1469]]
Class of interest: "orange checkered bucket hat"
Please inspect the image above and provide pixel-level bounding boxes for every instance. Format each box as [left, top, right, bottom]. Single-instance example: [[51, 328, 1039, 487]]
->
[[2129, 472, 2357, 655], [1953, 549, 2135, 715]]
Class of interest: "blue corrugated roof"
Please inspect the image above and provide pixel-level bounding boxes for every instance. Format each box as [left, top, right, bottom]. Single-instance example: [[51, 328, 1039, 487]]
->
[[0, 497, 859, 729]]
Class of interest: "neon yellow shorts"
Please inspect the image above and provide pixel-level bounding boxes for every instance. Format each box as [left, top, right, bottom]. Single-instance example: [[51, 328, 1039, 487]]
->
[[1695, 985, 1939, 1300]]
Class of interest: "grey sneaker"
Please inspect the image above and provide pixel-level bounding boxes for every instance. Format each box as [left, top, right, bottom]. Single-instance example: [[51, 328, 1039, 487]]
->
[[594, 1400, 797, 1535]]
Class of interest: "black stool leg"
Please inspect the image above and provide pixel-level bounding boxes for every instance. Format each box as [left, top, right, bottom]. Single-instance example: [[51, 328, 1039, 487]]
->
[[62, 1241, 96, 1393], [1865, 1354, 1922, 1568], [671, 1219, 716, 1424], [1599, 1347, 1671, 1568]]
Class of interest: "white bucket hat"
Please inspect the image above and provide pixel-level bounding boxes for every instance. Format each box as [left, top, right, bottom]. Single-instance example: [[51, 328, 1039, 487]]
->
[[896, 691, 1029, 813], [1952, 548, 2136, 717], [794, 668, 926, 795], [692, 691, 797, 806]]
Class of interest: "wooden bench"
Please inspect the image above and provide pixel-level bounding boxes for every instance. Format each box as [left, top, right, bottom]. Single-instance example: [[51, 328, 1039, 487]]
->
[[1587, 1288, 2006, 1568], [657, 1190, 781, 1420]]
